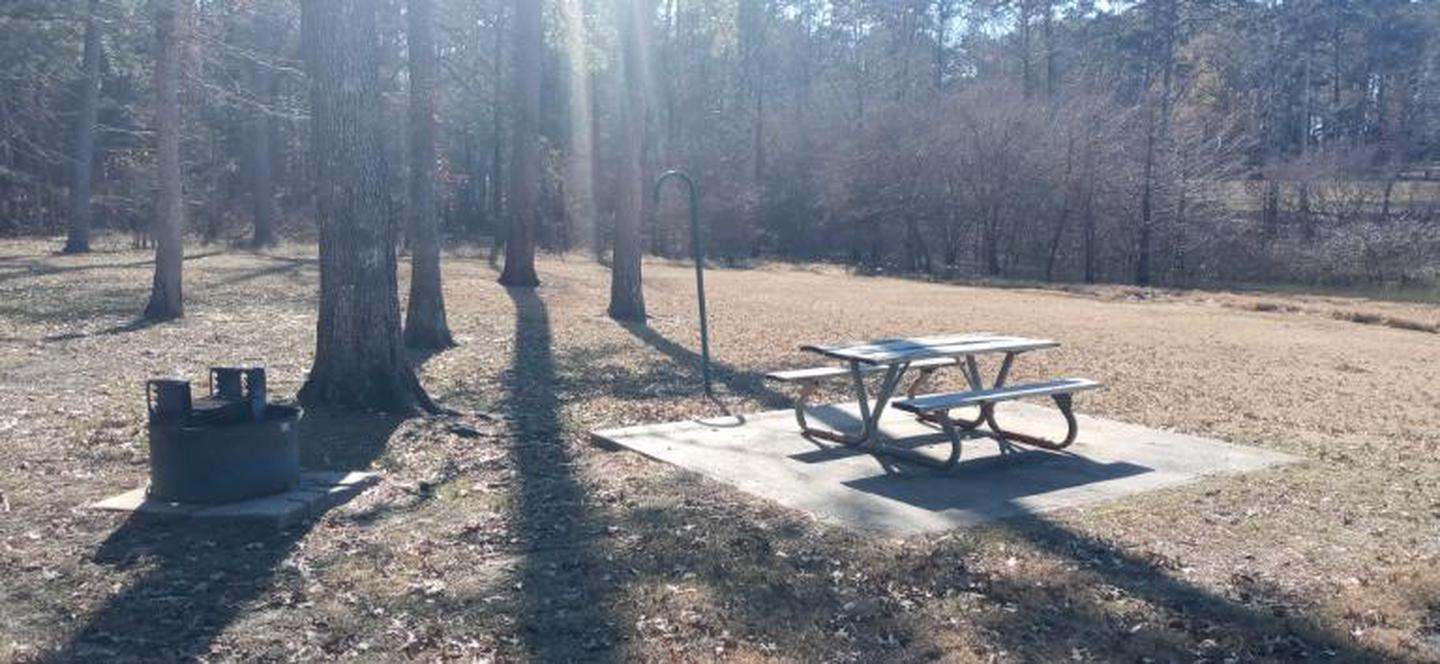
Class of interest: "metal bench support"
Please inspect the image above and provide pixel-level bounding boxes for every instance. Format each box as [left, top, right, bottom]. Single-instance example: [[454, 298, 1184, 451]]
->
[[984, 392, 1080, 450], [892, 388, 1092, 470], [794, 361, 911, 446]]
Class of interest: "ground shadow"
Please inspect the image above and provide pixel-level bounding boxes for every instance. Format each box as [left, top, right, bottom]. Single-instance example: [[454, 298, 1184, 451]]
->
[[41, 317, 160, 342], [617, 320, 791, 410], [843, 453, 1150, 513], [211, 255, 317, 288], [44, 410, 405, 663], [0, 250, 224, 285], [613, 494, 943, 659], [976, 512, 1394, 662], [504, 286, 621, 661], [0, 282, 150, 327]]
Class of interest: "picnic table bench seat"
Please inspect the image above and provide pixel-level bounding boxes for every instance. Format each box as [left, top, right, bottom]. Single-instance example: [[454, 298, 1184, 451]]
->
[[892, 377, 1103, 469], [764, 356, 957, 383], [892, 378, 1102, 413]]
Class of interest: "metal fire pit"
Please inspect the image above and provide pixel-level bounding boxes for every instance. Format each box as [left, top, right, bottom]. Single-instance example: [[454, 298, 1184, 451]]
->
[[145, 367, 301, 505]]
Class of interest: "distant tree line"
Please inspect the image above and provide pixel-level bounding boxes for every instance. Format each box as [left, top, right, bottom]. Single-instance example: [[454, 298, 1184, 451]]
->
[[2, 0, 1438, 290]]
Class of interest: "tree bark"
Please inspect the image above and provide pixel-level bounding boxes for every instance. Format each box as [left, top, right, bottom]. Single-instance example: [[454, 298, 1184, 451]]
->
[[498, 0, 542, 287], [1135, 0, 1176, 287], [1045, 129, 1076, 281], [402, 0, 455, 349], [298, 0, 435, 413], [143, 0, 184, 321], [608, 0, 649, 321], [1082, 191, 1096, 284], [563, 0, 599, 258], [487, 3, 505, 247], [63, 0, 102, 255], [588, 69, 603, 258], [1042, 0, 1057, 100], [1137, 113, 1155, 286], [1019, 0, 1033, 96], [249, 12, 279, 248]]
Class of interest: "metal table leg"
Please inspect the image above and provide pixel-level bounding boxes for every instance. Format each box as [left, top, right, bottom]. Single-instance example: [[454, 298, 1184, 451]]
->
[[798, 360, 909, 447], [872, 411, 970, 470], [914, 352, 1014, 430]]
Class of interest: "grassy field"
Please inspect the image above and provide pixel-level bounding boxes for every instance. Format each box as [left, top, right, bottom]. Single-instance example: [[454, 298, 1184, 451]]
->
[[1, 237, 1438, 663]]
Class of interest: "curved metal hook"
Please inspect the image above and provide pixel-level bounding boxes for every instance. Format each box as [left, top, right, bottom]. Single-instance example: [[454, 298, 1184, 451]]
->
[[653, 169, 712, 396]]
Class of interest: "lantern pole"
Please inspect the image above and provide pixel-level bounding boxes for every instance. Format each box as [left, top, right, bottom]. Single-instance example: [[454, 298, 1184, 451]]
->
[[653, 170, 711, 396]]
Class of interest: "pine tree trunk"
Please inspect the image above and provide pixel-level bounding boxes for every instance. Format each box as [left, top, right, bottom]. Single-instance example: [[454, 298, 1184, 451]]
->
[[1045, 132, 1076, 282], [565, 47, 598, 259], [144, 0, 184, 321], [1137, 117, 1155, 287], [64, 0, 102, 255], [984, 201, 1002, 276], [1082, 193, 1097, 284], [298, 0, 434, 413], [1135, 0, 1176, 288], [488, 5, 505, 242], [402, 0, 455, 349], [589, 70, 604, 259], [608, 0, 649, 321], [250, 12, 279, 248], [498, 0, 542, 287]]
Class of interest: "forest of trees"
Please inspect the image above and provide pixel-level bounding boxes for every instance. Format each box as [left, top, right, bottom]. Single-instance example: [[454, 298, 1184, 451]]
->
[[3, 0, 1440, 293]]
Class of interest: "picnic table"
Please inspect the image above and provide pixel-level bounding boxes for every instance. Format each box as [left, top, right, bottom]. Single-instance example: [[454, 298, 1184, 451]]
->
[[766, 333, 1101, 469]]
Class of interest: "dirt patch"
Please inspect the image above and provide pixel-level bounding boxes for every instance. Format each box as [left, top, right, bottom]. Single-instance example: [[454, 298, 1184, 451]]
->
[[1, 237, 1438, 662]]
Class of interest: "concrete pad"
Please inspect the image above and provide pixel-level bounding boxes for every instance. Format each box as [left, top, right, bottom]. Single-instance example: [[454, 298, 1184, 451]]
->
[[89, 471, 380, 530], [89, 488, 202, 516], [592, 402, 1296, 536]]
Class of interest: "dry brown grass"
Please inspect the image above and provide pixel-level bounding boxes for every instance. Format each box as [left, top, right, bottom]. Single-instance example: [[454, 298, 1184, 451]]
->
[[1, 237, 1438, 663]]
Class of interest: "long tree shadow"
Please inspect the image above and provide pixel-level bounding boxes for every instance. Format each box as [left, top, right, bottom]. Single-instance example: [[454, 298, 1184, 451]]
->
[[603, 461, 1392, 661], [45, 410, 406, 663], [41, 317, 160, 342], [504, 286, 621, 661], [612, 493, 943, 659], [0, 250, 225, 285], [977, 513, 1393, 662], [210, 255, 318, 287], [617, 320, 790, 411]]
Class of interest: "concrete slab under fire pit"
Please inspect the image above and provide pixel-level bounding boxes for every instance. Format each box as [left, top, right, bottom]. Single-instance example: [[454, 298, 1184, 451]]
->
[[89, 471, 380, 530], [591, 403, 1295, 536]]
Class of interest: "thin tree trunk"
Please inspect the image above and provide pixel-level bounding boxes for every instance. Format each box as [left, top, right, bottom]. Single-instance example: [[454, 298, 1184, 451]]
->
[[1137, 115, 1155, 286], [250, 12, 279, 248], [298, 0, 435, 413], [933, 0, 949, 91], [1135, 0, 1176, 287], [1381, 178, 1396, 221], [608, 0, 650, 321], [487, 3, 505, 256], [753, 85, 765, 181], [985, 200, 1002, 276], [144, 0, 184, 321], [1043, 0, 1057, 100], [1082, 191, 1096, 284], [1019, 0, 1032, 96], [64, 0, 102, 255], [499, 0, 542, 286], [1045, 131, 1076, 281], [403, 0, 455, 348], [589, 69, 604, 259], [563, 0, 598, 257], [1262, 179, 1280, 238], [1175, 171, 1189, 279]]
